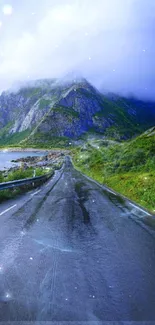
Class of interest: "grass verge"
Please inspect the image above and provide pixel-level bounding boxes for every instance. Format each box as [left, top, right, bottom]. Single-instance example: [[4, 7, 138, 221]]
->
[[0, 167, 52, 203], [72, 132, 155, 214]]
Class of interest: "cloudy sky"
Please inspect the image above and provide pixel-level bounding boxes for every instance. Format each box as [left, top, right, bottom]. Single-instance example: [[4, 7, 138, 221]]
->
[[0, 0, 154, 99]]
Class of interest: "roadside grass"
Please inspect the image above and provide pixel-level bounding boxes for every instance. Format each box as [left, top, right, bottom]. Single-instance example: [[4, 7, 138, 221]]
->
[[0, 188, 21, 202], [72, 132, 155, 213], [104, 172, 155, 213], [0, 167, 51, 203], [1, 167, 48, 183]]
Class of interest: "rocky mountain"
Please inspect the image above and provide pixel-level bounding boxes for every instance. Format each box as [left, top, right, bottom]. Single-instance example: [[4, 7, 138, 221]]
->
[[0, 78, 155, 147]]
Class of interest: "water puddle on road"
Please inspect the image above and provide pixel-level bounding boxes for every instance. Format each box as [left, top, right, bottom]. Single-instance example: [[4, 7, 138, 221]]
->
[[75, 181, 90, 224]]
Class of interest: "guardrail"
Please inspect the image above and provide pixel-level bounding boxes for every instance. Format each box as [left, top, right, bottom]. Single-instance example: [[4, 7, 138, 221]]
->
[[0, 172, 53, 191]]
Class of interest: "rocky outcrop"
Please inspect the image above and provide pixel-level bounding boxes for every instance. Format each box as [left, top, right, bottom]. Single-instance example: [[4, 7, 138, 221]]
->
[[11, 150, 68, 169]]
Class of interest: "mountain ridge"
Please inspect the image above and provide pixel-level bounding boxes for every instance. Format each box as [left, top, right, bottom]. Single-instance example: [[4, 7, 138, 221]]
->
[[0, 78, 155, 147]]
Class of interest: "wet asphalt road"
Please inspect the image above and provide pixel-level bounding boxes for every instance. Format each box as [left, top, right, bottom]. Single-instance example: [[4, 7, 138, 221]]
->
[[0, 157, 155, 323]]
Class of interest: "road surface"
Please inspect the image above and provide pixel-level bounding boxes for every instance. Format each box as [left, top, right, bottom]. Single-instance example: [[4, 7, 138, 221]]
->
[[0, 157, 155, 323]]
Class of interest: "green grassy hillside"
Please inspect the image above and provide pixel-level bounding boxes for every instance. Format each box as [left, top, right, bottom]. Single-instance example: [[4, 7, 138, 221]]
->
[[72, 127, 155, 213]]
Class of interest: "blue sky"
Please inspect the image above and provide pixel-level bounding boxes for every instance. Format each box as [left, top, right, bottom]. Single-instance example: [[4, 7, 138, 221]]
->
[[0, 0, 154, 99]]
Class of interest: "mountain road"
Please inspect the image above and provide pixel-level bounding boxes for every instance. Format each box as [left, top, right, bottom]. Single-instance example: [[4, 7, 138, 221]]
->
[[0, 157, 155, 323]]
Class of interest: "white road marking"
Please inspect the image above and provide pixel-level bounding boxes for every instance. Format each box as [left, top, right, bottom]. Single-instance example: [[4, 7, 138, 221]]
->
[[129, 203, 151, 216], [107, 189, 116, 196], [0, 204, 17, 216], [31, 190, 41, 197]]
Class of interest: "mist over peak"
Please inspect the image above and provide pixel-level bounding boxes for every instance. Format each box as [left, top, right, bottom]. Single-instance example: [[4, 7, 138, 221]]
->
[[0, 0, 154, 99]]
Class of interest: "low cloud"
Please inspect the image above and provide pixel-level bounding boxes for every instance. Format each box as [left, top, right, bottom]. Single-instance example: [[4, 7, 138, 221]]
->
[[0, 0, 154, 99]]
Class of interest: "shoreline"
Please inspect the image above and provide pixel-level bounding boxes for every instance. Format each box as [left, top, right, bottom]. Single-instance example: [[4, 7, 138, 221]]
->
[[0, 148, 50, 153], [0, 147, 69, 153], [0, 148, 69, 171]]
